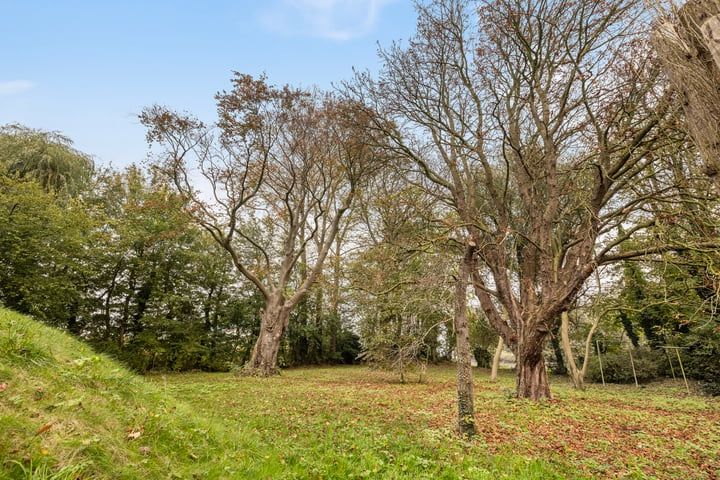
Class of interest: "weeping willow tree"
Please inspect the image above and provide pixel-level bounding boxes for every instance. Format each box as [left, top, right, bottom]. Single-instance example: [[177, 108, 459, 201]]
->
[[0, 124, 94, 197]]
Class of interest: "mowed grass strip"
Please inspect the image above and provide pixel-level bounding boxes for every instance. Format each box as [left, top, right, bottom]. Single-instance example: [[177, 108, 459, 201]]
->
[[156, 366, 720, 480]]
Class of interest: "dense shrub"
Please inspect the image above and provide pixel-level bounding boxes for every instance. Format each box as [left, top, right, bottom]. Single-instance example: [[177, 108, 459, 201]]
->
[[473, 346, 493, 368], [336, 330, 362, 364], [586, 348, 666, 384], [681, 335, 720, 396]]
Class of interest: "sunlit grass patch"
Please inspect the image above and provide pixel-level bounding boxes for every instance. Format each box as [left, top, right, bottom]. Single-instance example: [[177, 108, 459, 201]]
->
[[158, 365, 720, 479], [3, 308, 719, 479], [0, 308, 250, 479]]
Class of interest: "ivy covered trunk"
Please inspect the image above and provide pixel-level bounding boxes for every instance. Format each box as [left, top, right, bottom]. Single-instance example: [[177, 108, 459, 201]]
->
[[247, 294, 291, 376]]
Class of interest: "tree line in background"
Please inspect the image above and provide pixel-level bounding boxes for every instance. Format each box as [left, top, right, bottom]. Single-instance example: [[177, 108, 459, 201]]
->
[[2, 0, 720, 437], [0, 124, 362, 372]]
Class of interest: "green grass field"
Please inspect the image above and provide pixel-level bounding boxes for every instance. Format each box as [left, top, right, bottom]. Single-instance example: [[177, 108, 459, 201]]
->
[[2, 308, 719, 479]]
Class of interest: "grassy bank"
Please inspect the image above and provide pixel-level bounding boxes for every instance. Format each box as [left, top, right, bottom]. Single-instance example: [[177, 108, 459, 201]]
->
[[0, 308, 251, 479], [2, 308, 719, 479]]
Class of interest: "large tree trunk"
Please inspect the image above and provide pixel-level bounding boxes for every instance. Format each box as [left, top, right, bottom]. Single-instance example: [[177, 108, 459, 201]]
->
[[247, 294, 291, 376], [515, 332, 552, 400], [454, 247, 476, 437]]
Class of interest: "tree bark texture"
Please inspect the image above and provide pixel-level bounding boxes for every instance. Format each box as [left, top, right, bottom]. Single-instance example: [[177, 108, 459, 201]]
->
[[491, 336, 504, 382], [515, 329, 552, 400], [454, 246, 476, 437], [247, 294, 292, 376], [560, 310, 601, 391], [560, 311, 585, 391], [654, 0, 720, 183]]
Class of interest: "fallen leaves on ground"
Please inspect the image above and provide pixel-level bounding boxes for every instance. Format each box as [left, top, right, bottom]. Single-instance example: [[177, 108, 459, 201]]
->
[[153, 366, 720, 480]]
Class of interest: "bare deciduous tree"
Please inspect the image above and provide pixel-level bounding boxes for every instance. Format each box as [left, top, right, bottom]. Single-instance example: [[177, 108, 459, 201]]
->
[[142, 74, 384, 376], [347, 0, 679, 400]]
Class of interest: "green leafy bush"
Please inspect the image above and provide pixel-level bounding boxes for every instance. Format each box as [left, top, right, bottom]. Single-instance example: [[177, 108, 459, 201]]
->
[[586, 348, 665, 384], [473, 347, 493, 368], [681, 335, 720, 396]]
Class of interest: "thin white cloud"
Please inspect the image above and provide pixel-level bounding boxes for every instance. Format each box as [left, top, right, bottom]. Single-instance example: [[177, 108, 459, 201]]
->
[[0, 80, 35, 96], [259, 0, 395, 40]]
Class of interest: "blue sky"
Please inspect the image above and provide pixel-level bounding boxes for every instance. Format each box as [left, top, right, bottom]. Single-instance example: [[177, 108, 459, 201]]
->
[[1, 0, 417, 168]]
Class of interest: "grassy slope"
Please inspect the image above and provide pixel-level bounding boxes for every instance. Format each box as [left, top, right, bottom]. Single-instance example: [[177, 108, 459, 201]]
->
[[0, 308, 251, 479], [2, 308, 719, 479]]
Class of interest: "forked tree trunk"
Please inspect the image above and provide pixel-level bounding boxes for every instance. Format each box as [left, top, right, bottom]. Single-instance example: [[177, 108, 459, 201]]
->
[[455, 247, 476, 437], [246, 295, 292, 376], [515, 332, 552, 400], [560, 311, 601, 391], [491, 336, 504, 382], [560, 311, 585, 390]]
